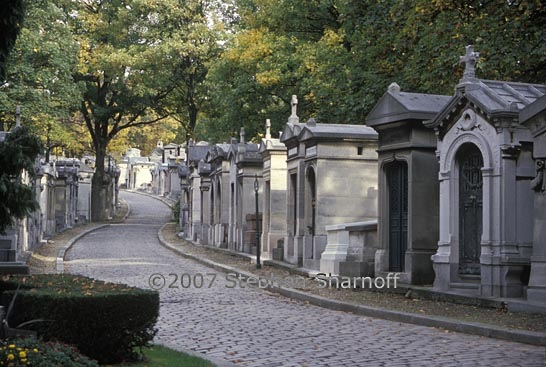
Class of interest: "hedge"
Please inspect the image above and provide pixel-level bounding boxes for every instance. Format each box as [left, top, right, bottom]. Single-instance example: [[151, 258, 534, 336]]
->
[[0, 274, 160, 364]]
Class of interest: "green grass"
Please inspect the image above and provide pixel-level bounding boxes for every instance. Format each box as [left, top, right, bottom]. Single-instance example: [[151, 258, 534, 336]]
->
[[111, 345, 215, 367]]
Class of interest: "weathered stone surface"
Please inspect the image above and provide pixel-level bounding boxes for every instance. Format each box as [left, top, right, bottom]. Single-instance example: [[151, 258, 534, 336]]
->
[[521, 95, 546, 303], [425, 46, 546, 297], [366, 83, 450, 285]]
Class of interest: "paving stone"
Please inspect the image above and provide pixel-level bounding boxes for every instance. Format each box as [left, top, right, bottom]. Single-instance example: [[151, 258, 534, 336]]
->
[[64, 191, 546, 367]]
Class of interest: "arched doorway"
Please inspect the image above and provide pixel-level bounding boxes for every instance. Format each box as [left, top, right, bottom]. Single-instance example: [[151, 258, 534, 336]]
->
[[457, 143, 483, 275], [386, 160, 408, 272]]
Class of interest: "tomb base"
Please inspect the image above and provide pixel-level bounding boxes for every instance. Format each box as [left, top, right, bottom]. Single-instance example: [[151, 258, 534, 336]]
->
[[527, 259, 546, 303], [0, 263, 29, 275]]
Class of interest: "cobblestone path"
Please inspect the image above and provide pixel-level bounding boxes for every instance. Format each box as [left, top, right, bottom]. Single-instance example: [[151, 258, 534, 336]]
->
[[65, 191, 545, 367]]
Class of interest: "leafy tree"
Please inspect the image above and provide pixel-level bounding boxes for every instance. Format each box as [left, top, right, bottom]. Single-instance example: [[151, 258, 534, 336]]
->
[[0, 126, 42, 234], [0, 0, 25, 80], [0, 0, 84, 158], [0, 0, 45, 234], [58, 0, 228, 220], [203, 0, 546, 141]]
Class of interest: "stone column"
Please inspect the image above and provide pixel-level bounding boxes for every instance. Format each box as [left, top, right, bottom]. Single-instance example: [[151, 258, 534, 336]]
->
[[521, 96, 546, 303], [527, 159, 546, 303]]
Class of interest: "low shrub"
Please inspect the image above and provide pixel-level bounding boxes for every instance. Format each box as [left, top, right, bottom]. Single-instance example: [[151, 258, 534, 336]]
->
[[172, 199, 181, 223], [0, 338, 99, 366], [0, 274, 160, 364]]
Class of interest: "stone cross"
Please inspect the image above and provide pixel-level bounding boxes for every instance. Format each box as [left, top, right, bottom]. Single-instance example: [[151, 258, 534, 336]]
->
[[460, 45, 479, 80], [288, 95, 299, 124], [265, 119, 271, 139], [240, 127, 245, 144]]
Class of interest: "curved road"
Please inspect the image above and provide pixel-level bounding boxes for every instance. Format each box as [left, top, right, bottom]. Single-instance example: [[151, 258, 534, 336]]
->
[[65, 191, 544, 367]]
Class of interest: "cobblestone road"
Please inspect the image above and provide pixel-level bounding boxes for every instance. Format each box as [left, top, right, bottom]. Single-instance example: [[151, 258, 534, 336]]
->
[[65, 191, 545, 367]]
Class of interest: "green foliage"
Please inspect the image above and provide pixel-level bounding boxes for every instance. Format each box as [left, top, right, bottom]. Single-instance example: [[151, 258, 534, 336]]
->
[[0, 338, 99, 367], [0, 0, 25, 80], [134, 345, 215, 367], [172, 199, 181, 223], [0, 0, 83, 144], [0, 274, 160, 365], [202, 0, 546, 141], [0, 126, 42, 234]]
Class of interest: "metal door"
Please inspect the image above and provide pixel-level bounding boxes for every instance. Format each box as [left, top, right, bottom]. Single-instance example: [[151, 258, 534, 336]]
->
[[387, 161, 408, 272], [458, 144, 483, 275]]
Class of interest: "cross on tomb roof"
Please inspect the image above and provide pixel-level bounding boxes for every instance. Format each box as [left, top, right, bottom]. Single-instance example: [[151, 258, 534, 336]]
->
[[459, 45, 480, 81], [265, 119, 271, 139], [288, 95, 299, 124]]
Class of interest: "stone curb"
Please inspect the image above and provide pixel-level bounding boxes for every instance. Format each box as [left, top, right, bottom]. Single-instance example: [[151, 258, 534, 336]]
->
[[56, 224, 110, 273], [157, 223, 546, 347], [55, 198, 131, 274]]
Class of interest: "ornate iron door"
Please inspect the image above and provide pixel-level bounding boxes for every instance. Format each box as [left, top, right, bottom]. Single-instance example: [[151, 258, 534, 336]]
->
[[458, 144, 483, 275], [387, 161, 408, 272]]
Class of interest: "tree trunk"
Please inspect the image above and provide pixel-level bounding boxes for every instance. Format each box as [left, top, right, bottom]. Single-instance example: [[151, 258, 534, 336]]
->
[[91, 143, 111, 222]]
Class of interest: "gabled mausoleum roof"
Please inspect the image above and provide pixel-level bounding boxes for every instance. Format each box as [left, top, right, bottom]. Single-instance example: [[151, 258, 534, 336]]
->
[[187, 142, 209, 165], [366, 83, 451, 126], [425, 46, 546, 130], [298, 119, 377, 142]]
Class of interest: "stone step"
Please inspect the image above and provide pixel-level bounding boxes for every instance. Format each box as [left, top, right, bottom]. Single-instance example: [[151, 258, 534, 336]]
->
[[449, 281, 480, 290]]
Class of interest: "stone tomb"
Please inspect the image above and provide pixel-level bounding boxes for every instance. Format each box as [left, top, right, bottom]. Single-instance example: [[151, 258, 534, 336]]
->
[[281, 95, 379, 271], [54, 159, 80, 231], [280, 96, 308, 265], [366, 83, 451, 284], [205, 144, 231, 248], [259, 119, 287, 260], [185, 141, 210, 242], [297, 119, 378, 271], [197, 159, 213, 245], [227, 129, 263, 254], [425, 46, 546, 297], [520, 95, 546, 303]]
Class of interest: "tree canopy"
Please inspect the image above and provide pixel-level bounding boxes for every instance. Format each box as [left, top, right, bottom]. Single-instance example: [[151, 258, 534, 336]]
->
[[200, 0, 546, 142]]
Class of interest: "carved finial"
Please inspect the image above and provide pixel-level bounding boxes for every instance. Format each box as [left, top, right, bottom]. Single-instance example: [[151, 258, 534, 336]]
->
[[240, 127, 245, 144], [265, 119, 271, 139], [459, 45, 479, 81], [306, 118, 316, 127], [15, 105, 21, 128], [288, 95, 299, 124], [388, 82, 400, 94]]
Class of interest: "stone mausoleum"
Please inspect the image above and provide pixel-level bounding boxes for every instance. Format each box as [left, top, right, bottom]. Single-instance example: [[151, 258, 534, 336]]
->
[[366, 83, 451, 284], [425, 46, 546, 297]]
